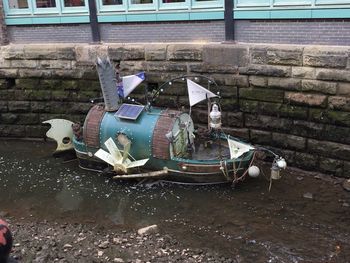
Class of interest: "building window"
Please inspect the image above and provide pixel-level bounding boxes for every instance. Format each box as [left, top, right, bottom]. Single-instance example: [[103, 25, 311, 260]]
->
[[8, 0, 29, 8], [36, 0, 56, 7], [162, 0, 185, 2], [130, 0, 153, 4], [102, 0, 123, 5], [64, 0, 85, 6]]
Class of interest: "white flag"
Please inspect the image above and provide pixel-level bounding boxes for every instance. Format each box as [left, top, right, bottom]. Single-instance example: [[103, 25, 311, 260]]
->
[[119, 72, 145, 98], [187, 79, 217, 107], [227, 138, 255, 159]]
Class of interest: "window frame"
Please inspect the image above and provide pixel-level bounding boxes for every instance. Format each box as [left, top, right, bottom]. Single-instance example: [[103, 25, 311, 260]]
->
[[4, 0, 33, 15], [61, 0, 89, 14], [32, 0, 60, 14], [97, 0, 127, 12]]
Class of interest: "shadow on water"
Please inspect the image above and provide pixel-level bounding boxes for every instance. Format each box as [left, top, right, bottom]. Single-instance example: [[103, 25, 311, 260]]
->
[[0, 139, 349, 262]]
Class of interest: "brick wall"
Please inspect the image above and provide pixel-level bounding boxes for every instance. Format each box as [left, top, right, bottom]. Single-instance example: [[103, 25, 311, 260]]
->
[[5, 19, 350, 45], [0, 43, 349, 177], [7, 24, 93, 44], [0, 1, 8, 45], [235, 19, 350, 46]]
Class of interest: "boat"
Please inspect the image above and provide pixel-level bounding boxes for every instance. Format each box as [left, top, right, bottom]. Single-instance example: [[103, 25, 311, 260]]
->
[[44, 57, 287, 185]]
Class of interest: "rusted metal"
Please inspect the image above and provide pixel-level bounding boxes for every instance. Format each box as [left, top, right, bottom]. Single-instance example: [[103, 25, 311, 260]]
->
[[152, 109, 181, 160], [83, 104, 105, 148]]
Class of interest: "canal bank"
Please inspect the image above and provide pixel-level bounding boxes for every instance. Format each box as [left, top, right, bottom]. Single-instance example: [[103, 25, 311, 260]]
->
[[0, 139, 349, 262], [0, 43, 349, 177]]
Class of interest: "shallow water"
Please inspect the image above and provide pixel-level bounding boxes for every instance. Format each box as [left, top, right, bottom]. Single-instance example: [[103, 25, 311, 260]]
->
[[0, 139, 349, 262]]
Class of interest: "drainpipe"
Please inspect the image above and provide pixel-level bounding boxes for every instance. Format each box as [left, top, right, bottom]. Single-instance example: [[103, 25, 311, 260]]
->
[[88, 0, 101, 43], [224, 0, 234, 42]]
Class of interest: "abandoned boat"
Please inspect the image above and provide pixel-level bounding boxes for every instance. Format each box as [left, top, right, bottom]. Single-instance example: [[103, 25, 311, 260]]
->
[[44, 58, 287, 184]]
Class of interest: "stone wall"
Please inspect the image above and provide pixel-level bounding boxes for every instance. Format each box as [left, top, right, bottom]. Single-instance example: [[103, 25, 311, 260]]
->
[[0, 43, 349, 177]]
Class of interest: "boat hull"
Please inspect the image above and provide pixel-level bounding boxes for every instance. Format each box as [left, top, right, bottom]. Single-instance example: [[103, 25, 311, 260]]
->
[[75, 149, 254, 184]]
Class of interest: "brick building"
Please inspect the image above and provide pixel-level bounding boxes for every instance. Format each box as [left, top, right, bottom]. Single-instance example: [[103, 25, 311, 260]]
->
[[0, 0, 350, 45]]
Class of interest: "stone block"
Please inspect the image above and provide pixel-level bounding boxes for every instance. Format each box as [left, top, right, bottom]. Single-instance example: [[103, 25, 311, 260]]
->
[[222, 127, 250, 140], [146, 62, 187, 72], [15, 78, 40, 89], [291, 120, 324, 139], [316, 68, 350, 82], [3, 45, 25, 60], [309, 109, 350, 127], [119, 61, 147, 73], [219, 98, 239, 111], [245, 114, 293, 133], [319, 157, 344, 176], [191, 109, 208, 125], [239, 64, 291, 77], [249, 76, 267, 88], [323, 125, 350, 144], [0, 57, 11, 68], [240, 88, 284, 103], [23, 45, 67, 60], [18, 69, 51, 78], [30, 101, 51, 113], [301, 80, 337, 95], [0, 69, 18, 78], [250, 46, 303, 66], [67, 102, 92, 114], [328, 96, 350, 112], [8, 101, 30, 112], [268, 77, 301, 91], [11, 59, 38, 69], [25, 90, 52, 101], [39, 60, 72, 70], [250, 129, 272, 145], [167, 44, 203, 61], [25, 124, 49, 138], [0, 125, 26, 137], [203, 44, 248, 67], [338, 83, 350, 97], [291, 66, 316, 79], [75, 45, 109, 65], [240, 100, 308, 119], [189, 63, 238, 74], [17, 113, 39, 125], [78, 80, 101, 91], [55, 45, 76, 60], [303, 46, 348, 68], [59, 80, 79, 91], [219, 86, 238, 97], [285, 92, 327, 107], [0, 113, 17, 124], [0, 101, 7, 112], [272, 132, 306, 150], [308, 139, 350, 161], [343, 162, 350, 178], [294, 152, 318, 170], [145, 44, 167, 61], [108, 45, 145, 61], [226, 112, 244, 128]]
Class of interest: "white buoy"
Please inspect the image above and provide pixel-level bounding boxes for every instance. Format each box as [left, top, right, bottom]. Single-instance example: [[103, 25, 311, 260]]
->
[[277, 158, 287, 169], [248, 166, 260, 178]]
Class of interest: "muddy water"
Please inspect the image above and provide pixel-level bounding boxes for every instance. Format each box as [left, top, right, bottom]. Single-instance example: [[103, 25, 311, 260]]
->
[[0, 139, 349, 262]]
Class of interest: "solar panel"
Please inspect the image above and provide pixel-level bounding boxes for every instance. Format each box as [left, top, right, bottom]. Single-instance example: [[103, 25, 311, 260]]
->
[[115, 103, 145, 121]]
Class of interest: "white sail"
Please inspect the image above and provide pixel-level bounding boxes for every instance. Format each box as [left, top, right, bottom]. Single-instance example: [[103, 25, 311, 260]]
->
[[186, 79, 217, 106], [227, 138, 255, 159]]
